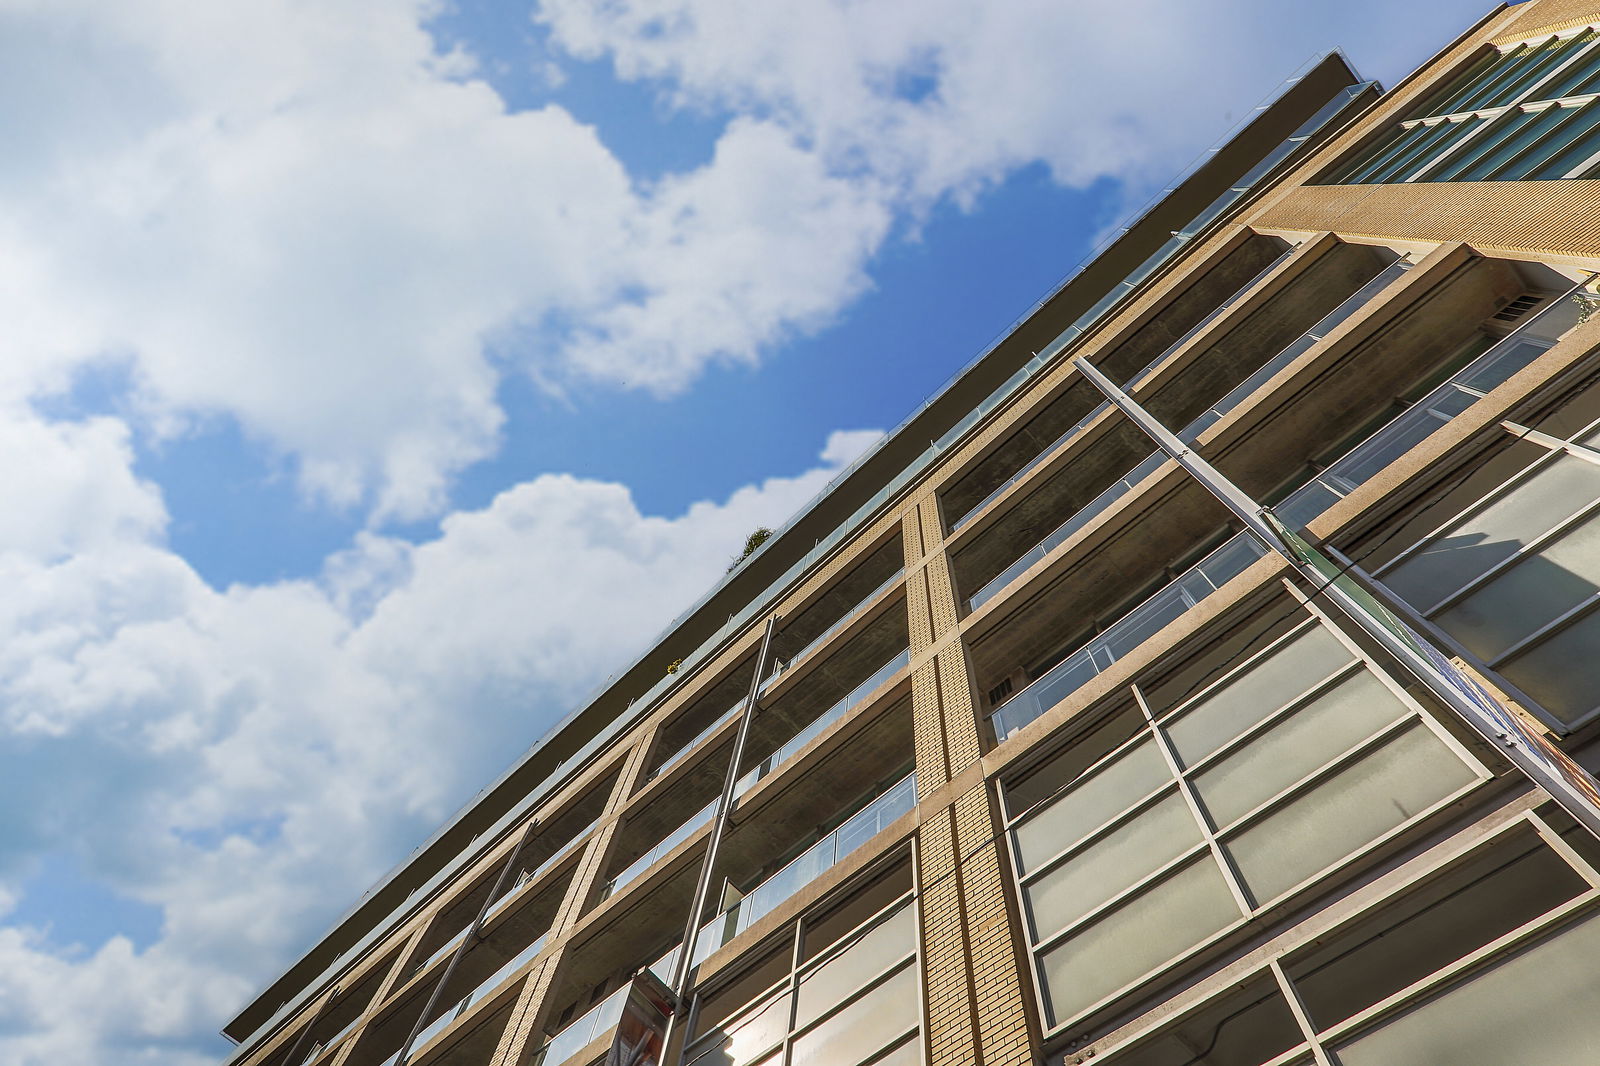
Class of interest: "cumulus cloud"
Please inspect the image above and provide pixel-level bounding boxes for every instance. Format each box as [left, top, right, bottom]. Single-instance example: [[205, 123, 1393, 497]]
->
[[0, 0, 1486, 518], [0, 415, 877, 1064]]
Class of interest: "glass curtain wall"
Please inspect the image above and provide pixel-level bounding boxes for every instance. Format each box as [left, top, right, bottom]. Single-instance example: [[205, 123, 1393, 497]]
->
[[684, 888, 922, 1066], [1062, 805, 1600, 1066], [1005, 614, 1493, 1034], [1323, 27, 1600, 183], [1373, 415, 1600, 730]]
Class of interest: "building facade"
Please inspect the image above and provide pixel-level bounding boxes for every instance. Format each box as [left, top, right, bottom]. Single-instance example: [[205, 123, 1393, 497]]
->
[[221, 3, 1600, 1065]]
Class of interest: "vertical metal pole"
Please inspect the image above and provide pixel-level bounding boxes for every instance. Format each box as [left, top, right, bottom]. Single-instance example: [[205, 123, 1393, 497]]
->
[[659, 616, 781, 1060], [393, 818, 538, 1065], [1074, 355, 1600, 839], [280, 989, 334, 1066]]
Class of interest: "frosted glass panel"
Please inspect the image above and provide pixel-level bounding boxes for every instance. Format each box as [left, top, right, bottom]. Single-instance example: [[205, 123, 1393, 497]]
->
[[1226, 724, 1476, 903], [1384, 455, 1600, 611], [1438, 513, 1600, 659], [1024, 792, 1201, 942], [1165, 627, 1354, 766], [795, 904, 916, 1028], [696, 992, 788, 1066], [1501, 608, 1600, 726], [871, 1036, 921, 1066], [790, 963, 918, 1066], [1100, 984, 1303, 1066], [1194, 670, 1409, 827], [1038, 859, 1239, 1026], [1337, 915, 1600, 1066], [1013, 740, 1171, 873]]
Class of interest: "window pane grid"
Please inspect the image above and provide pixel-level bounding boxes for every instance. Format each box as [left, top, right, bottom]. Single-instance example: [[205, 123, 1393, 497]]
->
[[1078, 811, 1600, 1066], [1012, 615, 1492, 1037], [1414, 493, 1600, 617], [1320, 25, 1600, 183]]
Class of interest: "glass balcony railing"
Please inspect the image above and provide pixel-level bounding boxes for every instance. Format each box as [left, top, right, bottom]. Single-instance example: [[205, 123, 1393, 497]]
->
[[967, 259, 1415, 611], [647, 569, 905, 786], [989, 283, 1590, 741], [714, 774, 918, 946], [778, 568, 905, 670], [735, 649, 910, 794], [417, 823, 593, 976], [607, 650, 909, 901], [529, 984, 632, 1066], [949, 246, 1299, 535], [379, 935, 547, 1066], [991, 533, 1272, 740], [603, 799, 720, 900], [647, 774, 919, 985]]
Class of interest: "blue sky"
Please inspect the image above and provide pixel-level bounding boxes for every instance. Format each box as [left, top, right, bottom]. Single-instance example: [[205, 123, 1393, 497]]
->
[[0, 1, 1499, 1062]]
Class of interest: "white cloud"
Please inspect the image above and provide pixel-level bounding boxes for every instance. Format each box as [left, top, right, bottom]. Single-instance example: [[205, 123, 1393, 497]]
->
[[0, 416, 877, 1065], [0, 0, 1490, 518]]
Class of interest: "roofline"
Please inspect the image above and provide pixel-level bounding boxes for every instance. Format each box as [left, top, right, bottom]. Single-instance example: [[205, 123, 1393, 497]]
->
[[224, 50, 1368, 1049]]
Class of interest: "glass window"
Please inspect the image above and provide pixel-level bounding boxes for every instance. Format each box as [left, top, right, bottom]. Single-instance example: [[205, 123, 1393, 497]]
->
[[1192, 669, 1410, 827], [1098, 976, 1305, 1066], [794, 903, 916, 1028], [789, 963, 918, 1066], [1023, 791, 1201, 943], [1384, 453, 1600, 611], [1163, 626, 1354, 767], [1500, 606, 1600, 724], [1038, 858, 1239, 1027], [1012, 739, 1171, 873], [1286, 836, 1587, 1030], [1335, 913, 1600, 1065], [1435, 508, 1600, 660], [1224, 723, 1478, 903]]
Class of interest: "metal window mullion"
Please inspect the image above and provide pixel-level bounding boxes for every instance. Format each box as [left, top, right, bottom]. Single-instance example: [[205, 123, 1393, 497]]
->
[[1017, 780, 1185, 889], [1341, 124, 1431, 184], [1371, 437, 1571, 577], [1558, 135, 1600, 176], [1318, 546, 1569, 737], [1157, 616, 1323, 719], [1525, 809, 1600, 887], [1494, 31, 1600, 109], [1416, 34, 1600, 180], [786, 957, 917, 1043], [1465, 35, 1569, 110], [1308, 890, 1600, 1049], [1172, 662, 1366, 779], [1210, 715, 1420, 841], [1267, 959, 1335, 1066], [1405, 107, 1512, 180], [1482, 99, 1594, 179], [1133, 686, 1255, 916], [1419, 493, 1600, 616], [1029, 843, 1216, 954], [1372, 118, 1472, 182], [1437, 45, 1530, 115], [1498, 419, 1600, 466], [1008, 717, 1171, 830], [1489, 589, 1600, 666]]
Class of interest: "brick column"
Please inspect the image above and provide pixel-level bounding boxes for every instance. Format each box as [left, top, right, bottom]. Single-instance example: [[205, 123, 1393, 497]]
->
[[905, 495, 1038, 1066]]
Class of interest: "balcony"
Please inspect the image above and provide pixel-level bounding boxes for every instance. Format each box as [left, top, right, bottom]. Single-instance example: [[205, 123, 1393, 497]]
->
[[603, 647, 910, 902], [988, 280, 1587, 741], [942, 234, 1302, 534], [380, 935, 547, 1066], [647, 773, 919, 984], [960, 247, 1408, 611], [528, 975, 671, 1066]]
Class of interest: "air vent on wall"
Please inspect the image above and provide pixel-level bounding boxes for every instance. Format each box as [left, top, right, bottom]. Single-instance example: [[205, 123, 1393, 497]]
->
[[1492, 293, 1543, 323], [988, 677, 1014, 707]]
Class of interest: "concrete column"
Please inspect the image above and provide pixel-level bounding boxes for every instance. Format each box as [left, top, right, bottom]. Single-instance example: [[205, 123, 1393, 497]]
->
[[489, 735, 657, 1066]]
